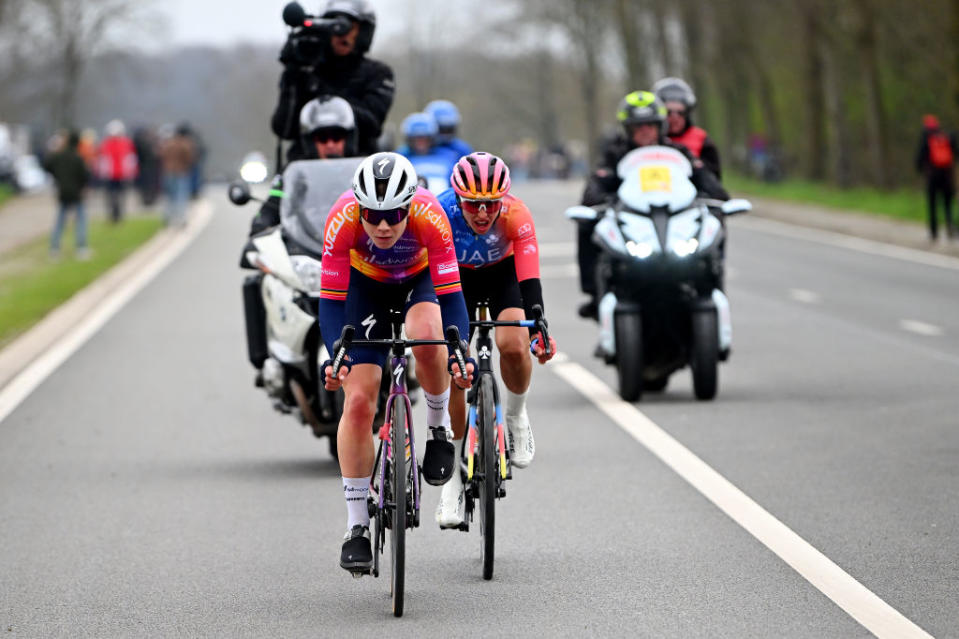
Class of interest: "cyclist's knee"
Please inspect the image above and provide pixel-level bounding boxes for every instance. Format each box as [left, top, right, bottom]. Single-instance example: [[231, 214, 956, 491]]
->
[[342, 393, 377, 427]]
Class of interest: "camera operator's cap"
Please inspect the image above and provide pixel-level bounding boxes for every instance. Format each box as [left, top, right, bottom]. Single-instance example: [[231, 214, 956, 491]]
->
[[322, 0, 375, 26]]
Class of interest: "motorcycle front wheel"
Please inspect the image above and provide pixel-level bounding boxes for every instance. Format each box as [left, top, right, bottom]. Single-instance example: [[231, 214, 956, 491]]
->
[[690, 309, 719, 400], [614, 311, 643, 402]]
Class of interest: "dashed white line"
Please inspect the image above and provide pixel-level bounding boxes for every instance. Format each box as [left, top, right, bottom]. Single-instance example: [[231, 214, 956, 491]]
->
[[537, 241, 576, 257], [538, 263, 578, 279], [899, 319, 944, 337], [547, 359, 933, 639], [789, 288, 821, 304]]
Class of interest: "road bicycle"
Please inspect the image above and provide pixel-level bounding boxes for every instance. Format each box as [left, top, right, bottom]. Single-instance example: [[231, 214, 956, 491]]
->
[[329, 312, 467, 617], [454, 302, 550, 580]]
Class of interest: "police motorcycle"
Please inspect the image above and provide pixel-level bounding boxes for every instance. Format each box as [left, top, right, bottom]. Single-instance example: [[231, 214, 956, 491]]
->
[[566, 146, 750, 402], [230, 158, 362, 458]]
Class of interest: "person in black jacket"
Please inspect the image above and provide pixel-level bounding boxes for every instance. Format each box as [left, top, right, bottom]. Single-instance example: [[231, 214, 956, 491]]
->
[[43, 130, 91, 260], [271, 0, 394, 164], [576, 91, 728, 319]]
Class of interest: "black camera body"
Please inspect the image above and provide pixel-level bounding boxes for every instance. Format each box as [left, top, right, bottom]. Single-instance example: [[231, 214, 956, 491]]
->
[[280, 2, 352, 68]]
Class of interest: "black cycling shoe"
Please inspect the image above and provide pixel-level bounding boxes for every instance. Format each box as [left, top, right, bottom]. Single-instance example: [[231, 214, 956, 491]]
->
[[422, 428, 454, 486], [340, 525, 373, 572], [577, 298, 598, 320]]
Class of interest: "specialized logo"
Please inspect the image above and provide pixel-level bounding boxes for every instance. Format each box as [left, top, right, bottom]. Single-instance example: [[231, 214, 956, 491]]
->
[[394, 364, 405, 387], [362, 313, 377, 338], [376, 157, 392, 177]]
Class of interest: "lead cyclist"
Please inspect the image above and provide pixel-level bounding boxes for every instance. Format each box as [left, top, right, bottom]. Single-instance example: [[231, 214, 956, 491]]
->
[[318, 152, 474, 572], [434, 152, 558, 529]]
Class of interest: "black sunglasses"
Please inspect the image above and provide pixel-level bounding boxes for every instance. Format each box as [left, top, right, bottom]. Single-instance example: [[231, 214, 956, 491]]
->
[[667, 109, 687, 116], [312, 129, 347, 144], [361, 206, 409, 226]]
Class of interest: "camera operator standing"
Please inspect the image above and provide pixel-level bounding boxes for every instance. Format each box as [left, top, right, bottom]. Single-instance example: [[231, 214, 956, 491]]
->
[[271, 0, 394, 164]]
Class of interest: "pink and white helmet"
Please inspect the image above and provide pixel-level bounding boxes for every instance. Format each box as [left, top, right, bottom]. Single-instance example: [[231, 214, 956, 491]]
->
[[450, 152, 511, 200]]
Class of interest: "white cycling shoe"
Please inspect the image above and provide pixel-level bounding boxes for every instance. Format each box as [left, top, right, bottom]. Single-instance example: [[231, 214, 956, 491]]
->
[[507, 406, 535, 468], [435, 467, 465, 529]]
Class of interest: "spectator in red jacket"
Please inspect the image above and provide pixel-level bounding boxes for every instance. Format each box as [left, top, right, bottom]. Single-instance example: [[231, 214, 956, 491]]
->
[[97, 119, 138, 223], [916, 114, 958, 241]]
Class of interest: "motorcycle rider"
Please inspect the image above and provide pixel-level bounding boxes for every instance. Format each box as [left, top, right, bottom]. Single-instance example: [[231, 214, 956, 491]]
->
[[652, 77, 722, 179], [318, 152, 473, 572], [433, 152, 558, 528], [271, 0, 394, 163], [577, 91, 728, 319], [249, 95, 359, 237], [424, 99, 473, 158], [242, 95, 360, 390]]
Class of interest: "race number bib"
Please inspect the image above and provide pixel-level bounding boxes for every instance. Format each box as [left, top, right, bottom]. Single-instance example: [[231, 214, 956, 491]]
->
[[639, 166, 671, 192]]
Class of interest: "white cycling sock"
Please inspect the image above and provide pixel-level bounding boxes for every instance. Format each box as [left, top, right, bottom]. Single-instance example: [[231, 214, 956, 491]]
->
[[505, 388, 529, 419], [424, 388, 451, 433], [343, 476, 371, 529]]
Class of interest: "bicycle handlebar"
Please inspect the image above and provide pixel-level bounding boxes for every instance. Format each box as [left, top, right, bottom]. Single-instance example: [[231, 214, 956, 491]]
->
[[329, 323, 467, 378], [468, 303, 551, 357]]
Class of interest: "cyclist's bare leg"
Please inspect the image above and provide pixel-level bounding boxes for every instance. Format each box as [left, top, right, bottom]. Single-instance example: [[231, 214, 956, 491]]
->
[[338, 363, 381, 477], [404, 301, 447, 394], [495, 307, 531, 394], [496, 306, 536, 467]]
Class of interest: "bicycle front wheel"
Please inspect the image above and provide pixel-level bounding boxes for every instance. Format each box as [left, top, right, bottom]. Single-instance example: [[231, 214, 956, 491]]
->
[[390, 398, 407, 617], [477, 377, 496, 580]]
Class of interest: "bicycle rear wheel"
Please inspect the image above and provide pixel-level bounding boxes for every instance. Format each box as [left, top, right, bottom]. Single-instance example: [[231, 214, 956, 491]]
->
[[477, 378, 496, 580], [389, 399, 407, 617]]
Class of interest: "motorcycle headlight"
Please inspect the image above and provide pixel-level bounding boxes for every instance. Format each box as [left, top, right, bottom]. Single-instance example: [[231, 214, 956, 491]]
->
[[626, 240, 654, 259], [290, 255, 324, 293], [240, 159, 268, 184], [670, 237, 699, 257]]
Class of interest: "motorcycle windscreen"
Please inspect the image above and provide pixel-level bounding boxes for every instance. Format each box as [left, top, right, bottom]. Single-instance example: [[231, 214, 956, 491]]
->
[[280, 158, 364, 255], [616, 146, 696, 214]]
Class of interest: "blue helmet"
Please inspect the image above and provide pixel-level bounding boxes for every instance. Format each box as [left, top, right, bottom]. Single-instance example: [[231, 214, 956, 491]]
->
[[424, 100, 461, 129], [402, 112, 438, 138]]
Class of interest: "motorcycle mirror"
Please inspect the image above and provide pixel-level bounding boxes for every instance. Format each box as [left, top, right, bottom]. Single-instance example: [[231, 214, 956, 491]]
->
[[282, 1, 306, 27], [721, 198, 752, 216], [565, 205, 598, 221], [228, 181, 253, 206]]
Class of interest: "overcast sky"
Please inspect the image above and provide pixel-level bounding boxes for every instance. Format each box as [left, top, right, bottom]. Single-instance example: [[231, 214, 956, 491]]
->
[[154, 0, 475, 52]]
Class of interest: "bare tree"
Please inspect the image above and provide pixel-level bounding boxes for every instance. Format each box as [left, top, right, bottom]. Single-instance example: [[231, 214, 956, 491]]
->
[[20, 0, 152, 127]]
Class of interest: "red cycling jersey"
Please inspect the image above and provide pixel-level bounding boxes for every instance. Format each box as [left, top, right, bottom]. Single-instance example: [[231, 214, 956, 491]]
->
[[320, 187, 462, 301]]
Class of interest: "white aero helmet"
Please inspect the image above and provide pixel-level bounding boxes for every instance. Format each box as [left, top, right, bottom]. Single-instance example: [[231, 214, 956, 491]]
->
[[352, 152, 418, 210]]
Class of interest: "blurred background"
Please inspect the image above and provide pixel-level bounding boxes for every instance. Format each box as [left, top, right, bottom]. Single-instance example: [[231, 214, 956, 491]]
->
[[1, 0, 957, 189]]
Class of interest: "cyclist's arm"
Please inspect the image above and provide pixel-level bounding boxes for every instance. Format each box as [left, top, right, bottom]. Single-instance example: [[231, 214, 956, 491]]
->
[[416, 200, 470, 346], [507, 201, 547, 332], [318, 195, 356, 355]]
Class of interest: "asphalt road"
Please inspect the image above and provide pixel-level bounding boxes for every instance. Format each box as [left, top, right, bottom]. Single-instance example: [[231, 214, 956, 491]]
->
[[1, 181, 957, 637]]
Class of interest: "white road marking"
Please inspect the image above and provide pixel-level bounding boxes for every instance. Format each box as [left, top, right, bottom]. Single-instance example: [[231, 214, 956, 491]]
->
[[538, 263, 578, 279], [547, 359, 933, 639], [0, 202, 214, 424], [537, 241, 576, 257], [735, 216, 959, 271], [899, 319, 944, 337], [789, 288, 821, 304]]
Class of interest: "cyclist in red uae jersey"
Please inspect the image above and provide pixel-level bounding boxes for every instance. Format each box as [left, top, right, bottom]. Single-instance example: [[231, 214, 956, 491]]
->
[[433, 152, 557, 528]]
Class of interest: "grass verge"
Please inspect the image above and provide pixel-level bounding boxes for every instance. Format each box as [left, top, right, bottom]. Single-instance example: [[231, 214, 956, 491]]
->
[[0, 215, 163, 348], [0, 185, 13, 208], [725, 172, 926, 224]]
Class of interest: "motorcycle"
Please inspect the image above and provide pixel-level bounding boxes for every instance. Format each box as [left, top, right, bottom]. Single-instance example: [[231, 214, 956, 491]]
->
[[230, 157, 362, 458], [566, 145, 751, 402]]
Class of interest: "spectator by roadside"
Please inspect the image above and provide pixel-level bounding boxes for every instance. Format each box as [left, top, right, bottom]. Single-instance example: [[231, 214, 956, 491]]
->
[[43, 130, 91, 260], [916, 114, 957, 241], [97, 120, 138, 223], [158, 124, 196, 227], [133, 126, 161, 207]]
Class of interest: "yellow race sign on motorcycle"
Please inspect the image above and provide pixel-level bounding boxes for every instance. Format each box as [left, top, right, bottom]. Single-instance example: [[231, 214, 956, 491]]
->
[[639, 165, 672, 192]]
